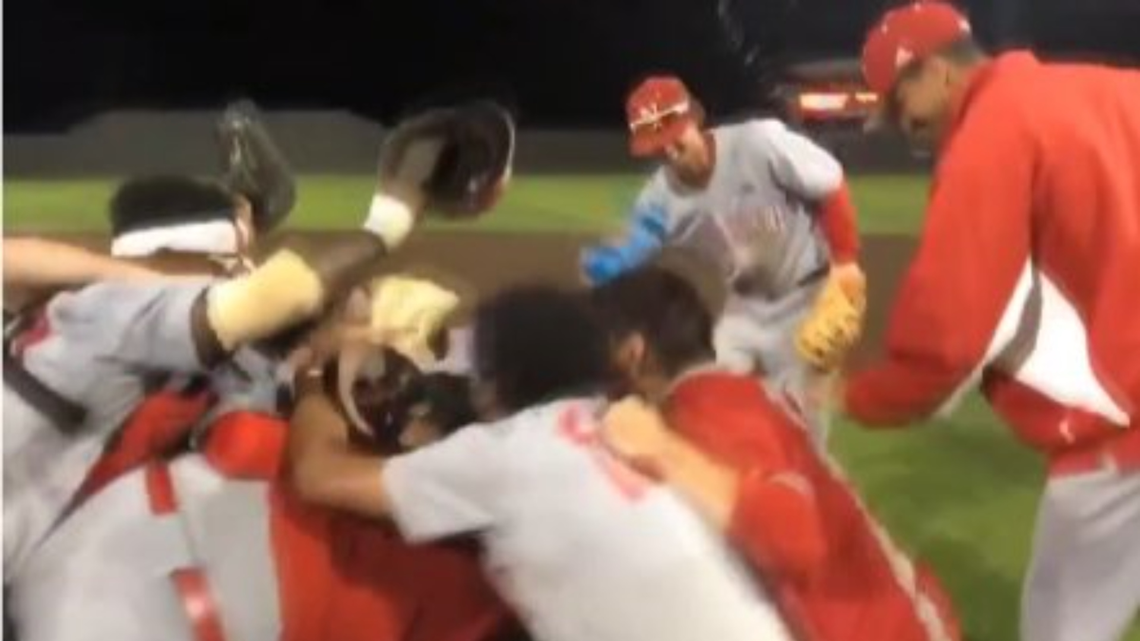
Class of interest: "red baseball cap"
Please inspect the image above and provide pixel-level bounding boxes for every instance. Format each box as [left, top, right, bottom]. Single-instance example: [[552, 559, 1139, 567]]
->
[[861, 1, 973, 96], [625, 76, 698, 157]]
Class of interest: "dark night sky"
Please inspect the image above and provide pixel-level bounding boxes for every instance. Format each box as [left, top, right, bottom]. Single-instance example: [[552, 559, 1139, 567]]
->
[[6, 0, 1140, 131]]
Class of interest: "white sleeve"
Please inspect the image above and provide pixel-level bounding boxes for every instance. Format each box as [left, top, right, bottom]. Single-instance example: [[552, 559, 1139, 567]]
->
[[746, 120, 843, 202], [382, 425, 503, 542]]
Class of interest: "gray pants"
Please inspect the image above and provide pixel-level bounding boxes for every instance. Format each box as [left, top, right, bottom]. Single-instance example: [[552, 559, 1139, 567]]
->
[[8, 456, 279, 641], [3, 390, 104, 582], [1021, 465, 1140, 641], [712, 282, 829, 447]]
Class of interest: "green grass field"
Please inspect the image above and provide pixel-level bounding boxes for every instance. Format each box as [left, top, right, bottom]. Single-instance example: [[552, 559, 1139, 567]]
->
[[3, 173, 1136, 640], [3, 173, 931, 235]]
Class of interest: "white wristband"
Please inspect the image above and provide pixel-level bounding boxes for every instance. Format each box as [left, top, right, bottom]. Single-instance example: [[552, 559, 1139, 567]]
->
[[362, 193, 415, 251]]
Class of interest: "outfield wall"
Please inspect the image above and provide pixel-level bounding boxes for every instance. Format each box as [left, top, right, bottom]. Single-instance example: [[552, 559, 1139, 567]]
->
[[4, 110, 925, 178]]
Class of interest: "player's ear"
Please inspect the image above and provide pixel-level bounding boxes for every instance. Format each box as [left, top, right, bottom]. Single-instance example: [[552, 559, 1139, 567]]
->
[[613, 333, 647, 380]]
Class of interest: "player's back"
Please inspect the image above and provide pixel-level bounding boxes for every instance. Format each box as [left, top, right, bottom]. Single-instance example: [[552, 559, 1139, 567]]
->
[[483, 397, 792, 641], [668, 371, 958, 641]]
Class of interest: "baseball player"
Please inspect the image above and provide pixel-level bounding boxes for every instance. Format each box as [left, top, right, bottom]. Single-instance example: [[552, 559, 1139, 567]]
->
[[589, 265, 959, 641], [4, 98, 292, 345], [8, 308, 512, 641], [817, 4, 1140, 641], [2, 100, 517, 581], [40, 172, 308, 507], [580, 75, 867, 446], [287, 283, 794, 641]]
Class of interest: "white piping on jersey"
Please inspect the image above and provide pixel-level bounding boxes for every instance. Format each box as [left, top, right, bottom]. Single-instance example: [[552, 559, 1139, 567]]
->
[[668, 366, 952, 639], [110, 220, 240, 258], [768, 471, 812, 497], [936, 260, 1129, 426], [821, 458, 955, 641]]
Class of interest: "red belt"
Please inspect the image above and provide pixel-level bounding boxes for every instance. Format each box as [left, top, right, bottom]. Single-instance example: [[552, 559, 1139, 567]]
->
[[145, 462, 228, 641], [1048, 425, 1140, 477]]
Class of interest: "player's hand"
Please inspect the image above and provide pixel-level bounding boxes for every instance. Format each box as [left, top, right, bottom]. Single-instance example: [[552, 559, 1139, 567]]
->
[[600, 396, 674, 475], [803, 372, 846, 417], [829, 261, 867, 303]]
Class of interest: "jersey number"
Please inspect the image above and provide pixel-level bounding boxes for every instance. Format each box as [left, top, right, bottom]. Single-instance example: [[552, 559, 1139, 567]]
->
[[558, 405, 649, 502]]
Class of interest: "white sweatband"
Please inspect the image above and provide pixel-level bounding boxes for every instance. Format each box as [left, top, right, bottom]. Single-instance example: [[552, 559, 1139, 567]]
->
[[362, 193, 415, 251], [110, 220, 239, 257]]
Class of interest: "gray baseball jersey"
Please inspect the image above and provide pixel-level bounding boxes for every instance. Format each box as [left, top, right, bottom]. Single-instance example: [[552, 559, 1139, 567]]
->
[[383, 397, 793, 641], [3, 279, 278, 579], [640, 118, 838, 298]]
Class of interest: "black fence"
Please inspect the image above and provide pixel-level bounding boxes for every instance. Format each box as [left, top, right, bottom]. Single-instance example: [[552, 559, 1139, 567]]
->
[[3, 110, 925, 178]]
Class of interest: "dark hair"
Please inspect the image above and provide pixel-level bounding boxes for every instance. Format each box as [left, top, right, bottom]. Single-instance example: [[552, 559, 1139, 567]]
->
[[936, 36, 987, 65], [109, 175, 235, 236], [418, 373, 479, 437], [472, 284, 611, 413], [589, 266, 715, 378]]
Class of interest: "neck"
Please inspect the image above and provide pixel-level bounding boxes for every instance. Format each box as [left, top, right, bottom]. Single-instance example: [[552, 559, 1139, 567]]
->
[[670, 131, 716, 190], [643, 356, 716, 402]]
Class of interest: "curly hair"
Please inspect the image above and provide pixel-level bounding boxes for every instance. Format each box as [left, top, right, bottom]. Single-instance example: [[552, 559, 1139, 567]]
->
[[471, 284, 611, 414], [589, 265, 715, 378]]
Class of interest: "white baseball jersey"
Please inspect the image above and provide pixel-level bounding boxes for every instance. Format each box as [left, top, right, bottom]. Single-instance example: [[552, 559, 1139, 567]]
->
[[641, 118, 839, 298], [383, 397, 793, 641], [3, 279, 280, 580]]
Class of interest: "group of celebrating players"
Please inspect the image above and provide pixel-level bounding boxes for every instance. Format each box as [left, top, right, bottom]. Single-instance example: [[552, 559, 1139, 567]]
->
[[4, 2, 1140, 641]]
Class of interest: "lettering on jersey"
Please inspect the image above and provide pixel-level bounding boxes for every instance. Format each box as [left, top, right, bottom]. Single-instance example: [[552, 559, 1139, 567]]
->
[[558, 405, 650, 502], [671, 193, 793, 285]]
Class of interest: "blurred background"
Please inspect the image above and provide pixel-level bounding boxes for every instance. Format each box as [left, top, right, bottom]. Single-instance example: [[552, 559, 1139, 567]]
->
[[8, 0, 1140, 130], [8, 0, 1140, 179]]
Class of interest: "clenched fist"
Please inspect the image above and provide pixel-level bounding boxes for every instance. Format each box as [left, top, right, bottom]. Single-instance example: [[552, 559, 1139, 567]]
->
[[600, 396, 675, 476]]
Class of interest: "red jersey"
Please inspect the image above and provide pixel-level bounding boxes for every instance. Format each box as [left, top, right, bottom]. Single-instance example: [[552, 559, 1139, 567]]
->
[[665, 368, 959, 641], [204, 412, 511, 641], [272, 485, 509, 641], [844, 52, 1140, 469], [76, 393, 510, 641]]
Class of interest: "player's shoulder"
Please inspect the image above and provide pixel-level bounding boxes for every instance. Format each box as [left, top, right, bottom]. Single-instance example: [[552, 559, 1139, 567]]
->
[[45, 278, 214, 330], [670, 367, 767, 408], [672, 368, 797, 422], [495, 396, 601, 435], [715, 117, 791, 145]]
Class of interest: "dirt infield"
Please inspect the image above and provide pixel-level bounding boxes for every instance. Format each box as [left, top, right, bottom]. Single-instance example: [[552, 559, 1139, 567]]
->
[[44, 230, 919, 366]]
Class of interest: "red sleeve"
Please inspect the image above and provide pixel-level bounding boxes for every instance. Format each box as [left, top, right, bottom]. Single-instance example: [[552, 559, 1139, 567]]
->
[[75, 389, 214, 501], [669, 376, 827, 582], [844, 89, 1035, 426], [818, 182, 861, 264]]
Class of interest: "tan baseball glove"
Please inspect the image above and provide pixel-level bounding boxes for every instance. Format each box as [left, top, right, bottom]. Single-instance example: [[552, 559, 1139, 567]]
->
[[795, 265, 867, 371], [365, 275, 461, 367]]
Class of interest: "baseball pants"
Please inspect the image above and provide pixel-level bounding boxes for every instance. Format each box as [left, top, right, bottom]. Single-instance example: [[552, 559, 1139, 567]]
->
[[713, 281, 830, 448], [1020, 465, 1140, 641]]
